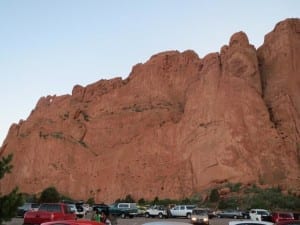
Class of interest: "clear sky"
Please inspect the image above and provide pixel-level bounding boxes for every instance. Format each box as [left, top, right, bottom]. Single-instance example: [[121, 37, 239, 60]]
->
[[0, 0, 299, 145]]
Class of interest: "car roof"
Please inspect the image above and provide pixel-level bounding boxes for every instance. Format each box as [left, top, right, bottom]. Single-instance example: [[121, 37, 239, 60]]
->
[[275, 220, 300, 225], [142, 222, 191, 225], [41, 220, 105, 225], [272, 211, 293, 214], [193, 207, 210, 210], [251, 209, 269, 211], [229, 220, 274, 225]]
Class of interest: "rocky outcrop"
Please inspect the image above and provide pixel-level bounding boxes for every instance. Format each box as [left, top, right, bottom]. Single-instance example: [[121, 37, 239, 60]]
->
[[0, 18, 299, 202]]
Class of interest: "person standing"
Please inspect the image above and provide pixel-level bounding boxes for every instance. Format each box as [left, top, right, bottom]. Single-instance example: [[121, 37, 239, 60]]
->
[[94, 210, 102, 222], [101, 210, 112, 225]]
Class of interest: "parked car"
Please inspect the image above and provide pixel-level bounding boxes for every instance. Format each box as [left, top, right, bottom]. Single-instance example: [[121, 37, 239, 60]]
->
[[249, 209, 272, 221], [17, 203, 40, 217], [67, 204, 79, 217], [81, 204, 91, 213], [145, 205, 168, 218], [216, 209, 243, 219], [190, 208, 210, 225], [41, 219, 105, 225], [275, 220, 300, 225], [272, 212, 294, 223], [170, 205, 196, 218], [241, 211, 250, 219], [137, 205, 147, 216], [229, 220, 274, 225], [207, 209, 217, 219], [109, 202, 138, 218], [141, 222, 192, 225], [293, 213, 300, 220], [75, 205, 85, 218], [23, 203, 76, 225], [92, 203, 109, 214]]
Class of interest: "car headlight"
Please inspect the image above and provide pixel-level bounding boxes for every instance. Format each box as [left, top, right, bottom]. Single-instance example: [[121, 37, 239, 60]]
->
[[191, 217, 197, 221], [204, 218, 208, 221]]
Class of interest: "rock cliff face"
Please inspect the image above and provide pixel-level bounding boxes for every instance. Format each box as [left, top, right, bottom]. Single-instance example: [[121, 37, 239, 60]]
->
[[1, 18, 299, 202]]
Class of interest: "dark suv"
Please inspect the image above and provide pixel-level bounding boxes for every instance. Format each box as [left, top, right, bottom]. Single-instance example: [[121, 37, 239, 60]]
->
[[92, 203, 109, 214]]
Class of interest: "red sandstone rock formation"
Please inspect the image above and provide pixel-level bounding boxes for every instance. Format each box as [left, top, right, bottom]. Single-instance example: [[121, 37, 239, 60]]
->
[[0, 18, 299, 202]]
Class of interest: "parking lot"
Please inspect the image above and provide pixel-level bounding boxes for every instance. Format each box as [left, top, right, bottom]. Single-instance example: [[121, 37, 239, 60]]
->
[[5, 217, 235, 225]]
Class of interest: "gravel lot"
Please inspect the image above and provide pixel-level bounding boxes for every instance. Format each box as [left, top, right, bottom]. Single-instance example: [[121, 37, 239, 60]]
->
[[4, 217, 235, 225]]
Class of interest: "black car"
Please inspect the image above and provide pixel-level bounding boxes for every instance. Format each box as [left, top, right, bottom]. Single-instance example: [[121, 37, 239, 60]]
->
[[92, 203, 109, 214], [242, 211, 250, 219]]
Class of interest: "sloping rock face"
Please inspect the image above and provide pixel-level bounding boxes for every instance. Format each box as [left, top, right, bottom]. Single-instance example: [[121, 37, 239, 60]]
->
[[1, 18, 299, 202]]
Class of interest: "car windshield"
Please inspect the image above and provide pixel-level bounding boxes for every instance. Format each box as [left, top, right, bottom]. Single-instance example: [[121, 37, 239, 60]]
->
[[258, 211, 269, 215], [193, 210, 207, 215]]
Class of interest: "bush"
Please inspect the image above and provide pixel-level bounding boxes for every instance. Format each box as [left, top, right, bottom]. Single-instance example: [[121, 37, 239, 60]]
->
[[87, 197, 95, 205], [218, 197, 239, 209], [0, 154, 23, 225], [200, 183, 299, 210], [209, 188, 220, 202], [227, 182, 242, 192], [115, 194, 135, 203], [39, 186, 60, 203]]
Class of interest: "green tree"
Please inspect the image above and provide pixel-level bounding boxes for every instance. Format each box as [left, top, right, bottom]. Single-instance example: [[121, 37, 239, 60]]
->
[[152, 196, 159, 205], [209, 188, 220, 202], [124, 194, 135, 203], [39, 186, 60, 203], [218, 197, 239, 209], [23, 193, 38, 203], [138, 198, 146, 205], [87, 197, 95, 205], [0, 154, 24, 225]]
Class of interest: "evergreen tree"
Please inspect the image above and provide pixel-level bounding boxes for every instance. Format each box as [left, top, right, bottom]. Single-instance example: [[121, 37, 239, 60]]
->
[[39, 186, 60, 203], [0, 154, 23, 225], [209, 188, 220, 202]]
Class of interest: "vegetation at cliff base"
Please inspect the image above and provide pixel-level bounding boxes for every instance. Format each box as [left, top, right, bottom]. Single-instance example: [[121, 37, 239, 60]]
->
[[0, 154, 23, 225]]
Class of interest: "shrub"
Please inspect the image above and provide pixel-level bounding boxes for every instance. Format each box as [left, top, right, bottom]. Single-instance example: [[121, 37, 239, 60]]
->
[[87, 197, 95, 205], [115, 194, 135, 203], [218, 197, 239, 209], [209, 188, 220, 202], [228, 182, 242, 192], [0, 154, 23, 225], [138, 198, 146, 205], [39, 186, 60, 203]]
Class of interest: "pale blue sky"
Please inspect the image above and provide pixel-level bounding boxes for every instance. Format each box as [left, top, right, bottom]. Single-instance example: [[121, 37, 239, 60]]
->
[[0, 0, 299, 144]]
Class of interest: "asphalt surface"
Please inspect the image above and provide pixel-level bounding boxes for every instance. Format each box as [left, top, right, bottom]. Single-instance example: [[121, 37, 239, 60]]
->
[[4, 216, 235, 225]]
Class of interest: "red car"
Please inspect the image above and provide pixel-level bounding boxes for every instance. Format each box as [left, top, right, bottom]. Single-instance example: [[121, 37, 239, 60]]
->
[[41, 220, 105, 225], [275, 220, 300, 225], [272, 212, 294, 223], [24, 203, 76, 225]]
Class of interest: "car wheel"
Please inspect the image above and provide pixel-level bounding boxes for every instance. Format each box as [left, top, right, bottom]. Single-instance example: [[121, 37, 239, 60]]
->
[[121, 213, 126, 219], [158, 213, 163, 219], [145, 213, 150, 218], [233, 215, 237, 219], [187, 213, 191, 219]]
